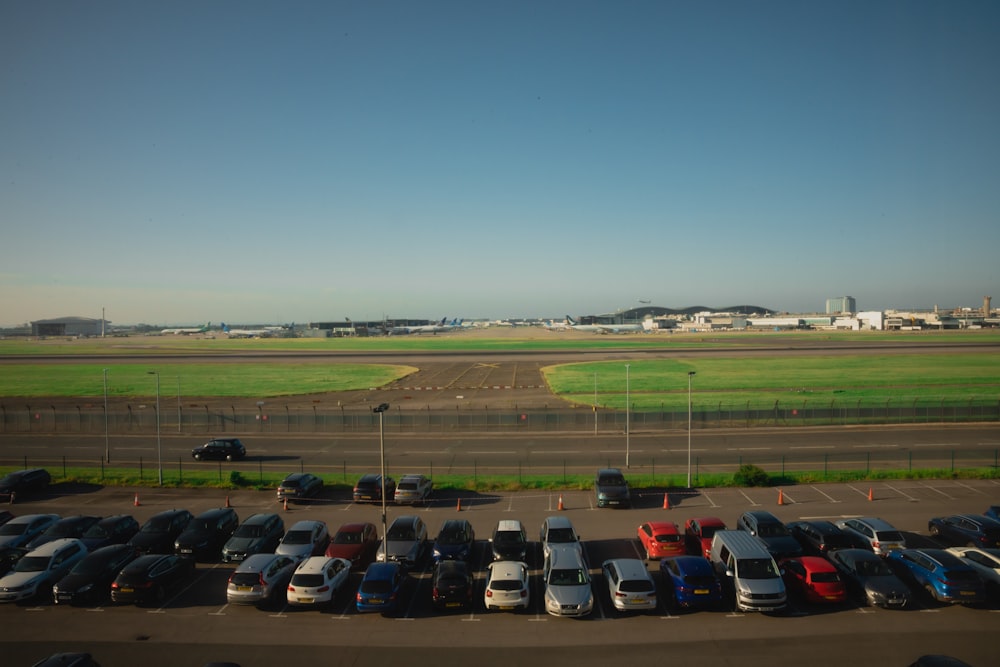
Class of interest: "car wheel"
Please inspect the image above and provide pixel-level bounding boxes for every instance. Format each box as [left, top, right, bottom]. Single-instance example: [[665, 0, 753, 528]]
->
[[929, 525, 939, 536], [924, 583, 938, 603], [194, 453, 201, 460]]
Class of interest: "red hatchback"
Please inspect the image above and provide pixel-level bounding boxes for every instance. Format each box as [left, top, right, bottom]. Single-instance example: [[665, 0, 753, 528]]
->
[[780, 556, 847, 604], [637, 522, 686, 560], [325, 522, 380, 571], [684, 517, 726, 559]]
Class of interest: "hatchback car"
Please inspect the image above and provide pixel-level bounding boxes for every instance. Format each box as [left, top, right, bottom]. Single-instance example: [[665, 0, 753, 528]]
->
[[594, 468, 631, 508], [27, 515, 101, 550], [222, 513, 284, 563], [191, 438, 246, 461], [780, 556, 847, 604], [286, 556, 351, 608], [356, 561, 404, 613], [828, 548, 910, 608], [659, 555, 723, 611], [946, 546, 1000, 594], [543, 544, 593, 616], [110, 553, 194, 605], [540, 515, 583, 559], [887, 548, 985, 605], [736, 510, 802, 560], [836, 517, 906, 556], [0, 514, 60, 550], [0, 538, 87, 603], [929, 514, 1000, 548], [226, 553, 298, 607], [684, 517, 726, 559], [52, 543, 138, 606], [174, 507, 239, 561], [129, 509, 194, 555], [638, 521, 686, 560], [484, 560, 530, 611], [786, 520, 865, 556], [377, 515, 428, 569], [275, 473, 324, 504], [431, 559, 474, 610], [394, 474, 433, 504], [602, 558, 657, 612], [432, 519, 475, 564], [325, 522, 380, 570], [80, 514, 140, 550], [490, 519, 528, 561], [0, 468, 51, 499], [276, 520, 330, 561], [352, 474, 395, 503]]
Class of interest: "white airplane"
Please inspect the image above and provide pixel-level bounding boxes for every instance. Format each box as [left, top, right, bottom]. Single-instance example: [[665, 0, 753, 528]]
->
[[161, 322, 210, 335], [563, 316, 644, 333], [222, 322, 286, 338], [390, 318, 463, 335]]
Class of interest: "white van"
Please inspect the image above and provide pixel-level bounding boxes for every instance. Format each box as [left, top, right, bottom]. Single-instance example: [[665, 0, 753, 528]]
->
[[709, 530, 786, 612]]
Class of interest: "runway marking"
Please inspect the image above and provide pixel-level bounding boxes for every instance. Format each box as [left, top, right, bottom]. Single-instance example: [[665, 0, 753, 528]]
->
[[914, 443, 959, 448], [856, 444, 898, 449], [977, 442, 1000, 447], [533, 450, 580, 454], [726, 447, 771, 451], [467, 450, 517, 455], [662, 448, 708, 453]]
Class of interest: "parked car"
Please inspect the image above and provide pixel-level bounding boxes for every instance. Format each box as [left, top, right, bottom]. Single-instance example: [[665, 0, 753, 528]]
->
[[431, 519, 475, 564], [594, 467, 631, 508], [0, 545, 26, 577], [601, 558, 657, 612], [80, 514, 140, 550], [0, 538, 87, 603], [26, 515, 101, 550], [393, 474, 433, 504], [174, 508, 239, 561], [736, 510, 802, 559], [286, 556, 351, 608], [0, 510, 13, 527], [376, 515, 427, 569], [52, 543, 138, 606], [887, 548, 985, 605], [431, 559, 474, 610], [836, 517, 906, 556], [356, 561, 404, 613], [110, 553, 194, 605], [0, 514, 60, 550], [226, 553, 298, 607], [490, 519, 528, 561], [985, 506, 1000, 522], [29, 653, 100, 667], [484, 560, 530, 611], [659, 555, 723, 611], [684, 517, 726, 559], [543, 544, 593, 616], [780, 556, 847, 604], [828, 548, 910, 608], [276, 520, 330, 560], [0, 468, 51, 499], [637, 521, 686, 560], [540, 515, 583, 559], [946, 547, 1000, 596], [907, 657, 974, 667], [325, 522, 379, 570], [222, 513, 284, 563], [929, 514, 1000, 548], [275, 473, 324, 504], [786, 520, 865, 556], [352, 474, 395, 504], [129, 509, 194, 555], [191, 438, 246, 461]]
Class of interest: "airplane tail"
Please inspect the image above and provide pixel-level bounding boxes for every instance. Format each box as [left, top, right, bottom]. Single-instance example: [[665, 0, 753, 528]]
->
[[221, 323, 230, 333], [566, 315, 578, 325]]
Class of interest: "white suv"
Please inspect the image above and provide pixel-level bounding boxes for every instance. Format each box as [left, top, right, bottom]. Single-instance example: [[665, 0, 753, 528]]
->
[[0, 538, 87, 602]]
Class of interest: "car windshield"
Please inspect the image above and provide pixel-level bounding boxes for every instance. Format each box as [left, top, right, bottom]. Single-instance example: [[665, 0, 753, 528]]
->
[[333, 531, 361, 544], [234, 525, 265, 538], [186, 519, 212, 532], [290, 574, 324, 587], [811, 571, 840, 584], [494, 531, 524, 546], [683, 574, 717, 587], [47, 521, 84, 536], [437, 528, 467, 545], [387, 525, 414, 540], [398, 482, 417, 490], [857, 559, 892, 576], [282, 480, 301, 488], [0, 523, 28, 536], [14, 555, 49, 572], [548, 568, 587, 585], [699, 526, 720, 538], [757, 523, 789, 537], [945, 570, 980, 583], [599, 475, 625, 486], [141, 517, 172, 533], [876, 531, 903, 542], [282, 530, 311, 544], [82, 524, 111, 538], [546, 528, 576, 543], [229, 572, 261, 586], [655, 533, 681, 543], [71, 556, 112, 576], [737, 558, 778, 579]]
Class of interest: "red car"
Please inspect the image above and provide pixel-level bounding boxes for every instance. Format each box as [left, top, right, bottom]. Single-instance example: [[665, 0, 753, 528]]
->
[[325, 522, 380, 571], [637, 521, 686, 560], [780, 556, 847, 604], [684, 517, 726, 559]]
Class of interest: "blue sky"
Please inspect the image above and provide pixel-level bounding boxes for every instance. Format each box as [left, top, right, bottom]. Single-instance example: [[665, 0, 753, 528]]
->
[[2, 1, 998, 326]]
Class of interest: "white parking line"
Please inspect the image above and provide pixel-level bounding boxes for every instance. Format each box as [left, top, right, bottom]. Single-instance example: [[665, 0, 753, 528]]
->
[[702, 491, 719, 508], [810, 486, 841, 503], [920, 483, 954, 500], [955, 481, 986, 495], [790, 446, 835, 450], [737, 489, 759, 506], [914, 443, 959, 448], [883, 483, 919, 502], [855, 444, 897, 449]]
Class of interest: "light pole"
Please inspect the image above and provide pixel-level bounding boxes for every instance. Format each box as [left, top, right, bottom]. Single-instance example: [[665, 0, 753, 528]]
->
[[373, 403, 390, 542], [148, 371, 162, 485], [103, 368, 110, 463], [176, 376, 182, 433], [687, 371, 696, 488], [625, 364, 630, 468]]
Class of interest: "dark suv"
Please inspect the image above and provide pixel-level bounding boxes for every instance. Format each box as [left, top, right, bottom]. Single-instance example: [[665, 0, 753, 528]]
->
[[191, 438, 246, 461], [174, 507, 240, 561], [353, 474, 396, 503], [222, 513, 285, 563], [736, 510, 803, 560], [128, 509, 194, 555], [594, 468, 631, 508], [0, 468, 51, 498], [276, 473, 324, 503], [81, 514, 140, 550]]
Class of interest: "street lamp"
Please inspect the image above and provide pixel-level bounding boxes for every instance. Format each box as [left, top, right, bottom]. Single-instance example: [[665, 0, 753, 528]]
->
[[625, 364, 630, 469], [373, 403, 390, 542], [148, 371, 162, 485], [687, 371, 696, 488], [103, 368, 110, 463]]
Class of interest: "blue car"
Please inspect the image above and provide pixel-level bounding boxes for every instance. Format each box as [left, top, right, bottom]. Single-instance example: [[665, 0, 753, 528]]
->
[[431, 519, 475, 564], [356, 562, 404, 613], [887, 548, 985, 605], [659, 555, 722, 610]]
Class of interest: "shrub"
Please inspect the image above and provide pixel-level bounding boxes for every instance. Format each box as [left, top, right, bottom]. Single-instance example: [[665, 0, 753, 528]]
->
[[733, 464, 770, 487], [228, 470, 245, 488]]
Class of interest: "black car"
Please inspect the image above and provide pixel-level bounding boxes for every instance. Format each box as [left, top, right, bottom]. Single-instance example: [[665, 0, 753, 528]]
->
[[128, 509, 194, 555], [431, 559, 474, 610], [80, 514, 140, 550], [353, 474, 396, 503], [222, 513, 284, 563], [736, 510, 803, 559], [0, 545, 26, 576], [191, 438, 246, 461], [110, 553, 194, 605], [0, 510, 13, 527], [929, 514, 1000, 548], [0, 468, 51, 499], [594, 468, 631, 508], [52, 543, 138, 606], [174, 507, 239, 561], [432, 519, 476, 564], [27, 515, 102, 550], [787, 520, 866, 555], [276, 473, 324, 503]]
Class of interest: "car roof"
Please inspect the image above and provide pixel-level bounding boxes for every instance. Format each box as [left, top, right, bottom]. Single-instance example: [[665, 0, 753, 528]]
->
[[744, 510, 782, 523], [853, 517, 897, 530], [399, 474, 427, 481], [357, 473, 380, 482], [596, 467, 623, 475], [689, 516, 726, 526], [148, 508, 189, 519], [8, 513, 59, 525], [288, 519, 324, 530], [790, 556, 838, 571], [668, 555, 715, 573], [195, 508, 235, 520], [282, 472, 311, 481], [389, 515, 420, 527], [547, 544, 586, 567], [906, 549, 965, 568], [495, 519, 524, 532], [489, 560, 527, 577], [243, 513, 278, 524], [543, 515, 575, 530], [435, 560, 468, 575], [363, 562, 400, 579], [644, 521, 680, 533], [235, 553, 290, 571], [335, 522, 373, 533], [295, 556, 335, 573], [26, 537, 84, 556], [605, 558, 651, 580]]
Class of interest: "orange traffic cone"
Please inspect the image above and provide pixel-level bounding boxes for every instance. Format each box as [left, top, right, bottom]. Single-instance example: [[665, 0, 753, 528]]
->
[[557, 494, 565, 511], [867, 487, 874, 502], [133, 493, 141, 507], [456, 497, 462, 512], [225, 495, 231, 508], [282, 496, 288, 511], [777, 489, 784, 506], [663, 492, 670, 510]]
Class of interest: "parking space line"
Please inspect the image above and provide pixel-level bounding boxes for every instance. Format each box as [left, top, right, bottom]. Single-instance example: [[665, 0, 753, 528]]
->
[[737, 489, 759, 506], [920, 483, 955, 500], [810, 486, 841, 503], [955, 481, 986, 495], [847, 484, 872, 499], [883, 483, 919, 502], [702, 491, 719, 508]]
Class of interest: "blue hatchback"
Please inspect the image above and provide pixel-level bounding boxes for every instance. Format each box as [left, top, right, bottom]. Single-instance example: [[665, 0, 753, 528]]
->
[[659, 555, 722, 610], [356, 562, 404, 613], [887, 548, 985, 605]]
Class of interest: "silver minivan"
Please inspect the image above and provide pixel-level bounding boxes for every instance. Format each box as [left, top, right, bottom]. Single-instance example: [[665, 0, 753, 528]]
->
[[709, 530, 786, 612]]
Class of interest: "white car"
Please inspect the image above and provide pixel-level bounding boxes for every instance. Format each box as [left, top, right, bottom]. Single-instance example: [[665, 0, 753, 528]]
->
[[484, 560, 530, 611], [286, 556, 351, 607], [276, 520, 330, 561], [394, 474, 433, 504], [601, 558, 657, 612], [539, 515, 583, 560], [543, 545, 593, 617], [947, 547, 1000, 593], [0, 538, 87, 603]]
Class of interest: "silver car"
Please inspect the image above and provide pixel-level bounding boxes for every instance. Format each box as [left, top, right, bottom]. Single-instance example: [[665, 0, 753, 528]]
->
[[226, 553, 298, 606], [836, 517, 906, 556], [601, 558, 657, 612], [543, 544, 593, 617], [276, 520, 330, 561], [376, 515, 428, 569]]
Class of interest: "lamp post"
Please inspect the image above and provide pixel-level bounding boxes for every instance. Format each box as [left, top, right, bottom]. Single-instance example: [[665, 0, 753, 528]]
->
[[373, 403, 390, 542], [687, 371, 696, 488], [103, 368, 110, 463], [148, 371, 162, 485], [625, 364, 630, 469]]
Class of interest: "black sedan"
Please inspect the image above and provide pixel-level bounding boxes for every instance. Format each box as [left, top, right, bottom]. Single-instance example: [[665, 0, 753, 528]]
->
[[431, 560, 474, 611], [110, 554, 194, 605], [276, 473, 324, 504], [128, 509, 194, 555], [27, 515, 102, 550], [929, 514, 1000, 549], [53, 544, 138, 606], [0, 468, 51, 499], [80, 514, 140, 550]]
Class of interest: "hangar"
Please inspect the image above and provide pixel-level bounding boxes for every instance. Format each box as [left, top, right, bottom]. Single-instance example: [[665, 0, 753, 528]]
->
[[30, 316, 109, 337]]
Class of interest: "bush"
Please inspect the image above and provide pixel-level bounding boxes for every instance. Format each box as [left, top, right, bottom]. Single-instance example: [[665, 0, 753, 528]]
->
[[228, 470, 245, 488], [733, 464, 770, 487]]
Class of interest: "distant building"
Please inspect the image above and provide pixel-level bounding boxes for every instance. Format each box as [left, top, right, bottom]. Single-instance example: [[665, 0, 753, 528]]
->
[[30, 317, 109, 337], [825, 296, 856, 314]]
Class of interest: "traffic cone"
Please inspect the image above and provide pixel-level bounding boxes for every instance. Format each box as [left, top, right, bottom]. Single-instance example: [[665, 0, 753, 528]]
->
[[225, 495, 231, 508], [456, 497, 462, 511], [777, 489, 784, 506], [133, 493, 141, 507], [557, 494, 565, 511], [8, 491, 15, 505], [282, 496, 288, 511], [867, 487, 874, 502], [663, 492, 670, 510]]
